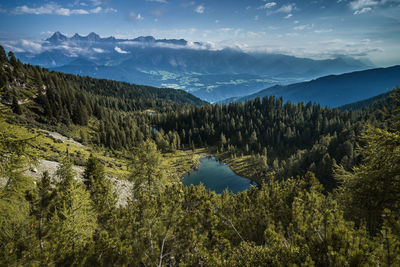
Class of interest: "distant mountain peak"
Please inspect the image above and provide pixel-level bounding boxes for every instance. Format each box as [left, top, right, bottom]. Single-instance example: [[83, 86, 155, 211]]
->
[[45, 31, 191, 47], [87, 32, 101, 39], [46, 31, 68, 43], [133, 36, 156, 43]]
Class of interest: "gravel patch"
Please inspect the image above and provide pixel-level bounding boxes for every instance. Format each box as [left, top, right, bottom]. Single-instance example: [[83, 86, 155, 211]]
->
[[24, 159, 132, 206], [41, 130, 84, 147]]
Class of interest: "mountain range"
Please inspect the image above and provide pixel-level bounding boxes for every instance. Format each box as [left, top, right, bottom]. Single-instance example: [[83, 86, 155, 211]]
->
[[221, 65, 400, 107], [12, 31, 373, 102]]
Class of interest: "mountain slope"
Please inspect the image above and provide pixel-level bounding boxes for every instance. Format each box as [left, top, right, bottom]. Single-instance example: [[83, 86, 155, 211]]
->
[[221, 66, 400, 107], [9, 31, 373, 102], [338, 91, 393, 111], [0, 47, 206, 117]]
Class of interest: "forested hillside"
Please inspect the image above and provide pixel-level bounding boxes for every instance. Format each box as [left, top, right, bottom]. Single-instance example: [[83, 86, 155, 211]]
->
[[0, 45, 206, 150], [222, 65, 400, 107], [154, 96, 388, 190], [339, 91, 393, 111], [0, 45, 205, 117], [1, 47, 399, 266]]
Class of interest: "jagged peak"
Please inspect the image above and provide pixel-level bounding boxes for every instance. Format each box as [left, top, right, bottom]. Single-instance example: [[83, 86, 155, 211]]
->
[[87, 32, 100, 38], [133, 36, 156, 42], [46, 31, 68, 42], [46, 31, 191, 45]]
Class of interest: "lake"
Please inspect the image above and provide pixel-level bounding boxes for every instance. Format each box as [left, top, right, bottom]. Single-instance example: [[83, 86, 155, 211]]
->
[[182, 157, 253, 194]]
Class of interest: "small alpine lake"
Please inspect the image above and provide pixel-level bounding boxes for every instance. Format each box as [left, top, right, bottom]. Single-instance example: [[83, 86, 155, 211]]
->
[[182, 157, 255, 194]]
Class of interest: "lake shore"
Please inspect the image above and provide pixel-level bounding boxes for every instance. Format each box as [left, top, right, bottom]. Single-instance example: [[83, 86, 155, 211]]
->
[[181, 156, 252, 194], [178, 147, 261, 186]]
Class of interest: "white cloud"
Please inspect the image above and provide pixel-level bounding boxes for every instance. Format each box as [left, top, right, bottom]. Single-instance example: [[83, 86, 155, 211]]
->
[[258, 2, 277, 9], [247, 31, 267, 38], [114, 46, 129, 54], [146, 0, 168, 3], [266, 4, 296, 17], [314, 29, 333, 33], [17, 40, 43, 53], [234, 29, 243, 37], [350, 0, 400, 15], [294, 24, 313, 30], [129, 11, 144, 21], [350, 0, 378, 10], [104, 7, 117, 13], [89, 0, 102, 6], [93, 47, 105, 53], [354, 7, 373, 13], [380, 0, 400, 4], [275, 4, 296, 13], [254, 15, 259, 20], [195, 5, 205, 14], [90, 7, 102, 13], [118, 40, 215, 51], [220, 28, 234, 32], [13, 3, 110, 16]]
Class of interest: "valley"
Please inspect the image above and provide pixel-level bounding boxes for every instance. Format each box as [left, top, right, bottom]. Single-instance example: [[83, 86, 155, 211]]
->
[[12, 31, 372, 102]]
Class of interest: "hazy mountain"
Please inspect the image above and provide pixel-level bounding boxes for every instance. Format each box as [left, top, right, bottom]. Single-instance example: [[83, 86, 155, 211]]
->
[[221, 66, 400, 107], [13, 31, 373, 102]]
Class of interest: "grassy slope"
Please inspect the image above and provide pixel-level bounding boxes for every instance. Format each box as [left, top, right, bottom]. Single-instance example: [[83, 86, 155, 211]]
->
[[1, 103, 202, 185]]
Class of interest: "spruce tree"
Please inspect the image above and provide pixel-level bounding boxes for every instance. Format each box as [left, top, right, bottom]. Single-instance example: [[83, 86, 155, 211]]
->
[[0, 45, 7, 63], [83, 155, 115, 222], [11, 97, 22, 115], [49, 158, 97, 265]]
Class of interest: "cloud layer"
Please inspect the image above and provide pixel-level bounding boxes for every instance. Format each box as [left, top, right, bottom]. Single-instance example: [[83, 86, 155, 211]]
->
[[12, 2, 115, 16]]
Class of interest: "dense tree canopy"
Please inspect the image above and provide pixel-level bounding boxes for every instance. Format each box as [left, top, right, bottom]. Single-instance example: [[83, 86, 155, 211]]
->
[[0, 46, 399, 265]]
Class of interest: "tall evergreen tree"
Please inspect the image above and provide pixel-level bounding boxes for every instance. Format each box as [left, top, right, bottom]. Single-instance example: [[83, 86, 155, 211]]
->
[[0, 45, 7, 63], [49, 158, 97, 265], [83, 155, 115, 222]]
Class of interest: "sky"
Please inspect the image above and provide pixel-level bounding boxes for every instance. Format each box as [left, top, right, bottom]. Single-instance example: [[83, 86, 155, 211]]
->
[[0, 0, 399, 66]]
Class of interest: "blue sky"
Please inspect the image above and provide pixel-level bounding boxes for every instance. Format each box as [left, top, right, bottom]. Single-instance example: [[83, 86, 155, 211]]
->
[[0, 0, 399, 66]]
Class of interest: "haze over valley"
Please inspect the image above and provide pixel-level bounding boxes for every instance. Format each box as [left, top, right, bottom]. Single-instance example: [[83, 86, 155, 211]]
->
[[6, 31, 374, 102]]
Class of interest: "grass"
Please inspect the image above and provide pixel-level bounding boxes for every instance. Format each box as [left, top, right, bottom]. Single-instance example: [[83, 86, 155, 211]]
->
[[162, 148, 208, 179], [1, 109, 130, 178], [212, 149, 266, 184]]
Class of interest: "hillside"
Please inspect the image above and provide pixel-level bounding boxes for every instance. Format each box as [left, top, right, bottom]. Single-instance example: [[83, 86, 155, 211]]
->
[[338, 91, 393, 111], [221, 65, 400, 107], [1, 47, 400, 266]]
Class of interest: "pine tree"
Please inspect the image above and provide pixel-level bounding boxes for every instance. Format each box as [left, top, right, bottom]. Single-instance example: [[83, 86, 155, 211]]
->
[[129, 139, 166, 195], [0, 45, 7, 63], [0, 117, 37, 264], [49, 158, 97, 265], [83, 155, 115, 222], [11, 97, 22, 115], [336, 125, 400, 233], [8, 51, 17, 68]]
